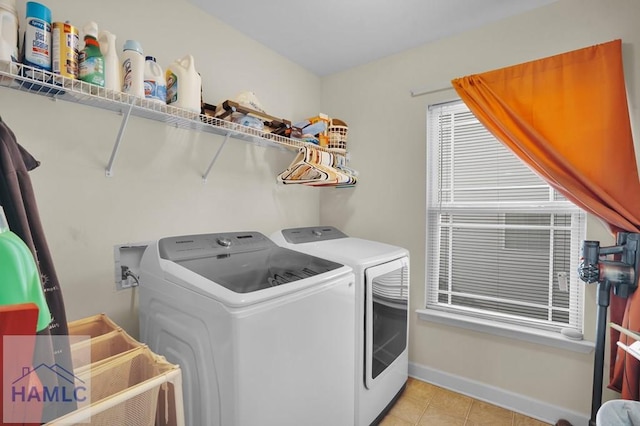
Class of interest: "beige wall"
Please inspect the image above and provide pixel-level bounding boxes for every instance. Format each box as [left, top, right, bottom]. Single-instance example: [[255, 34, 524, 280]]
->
[[3, 0, 638, 420], [1, 0, 323, 334], [320, 0, 639, 417]]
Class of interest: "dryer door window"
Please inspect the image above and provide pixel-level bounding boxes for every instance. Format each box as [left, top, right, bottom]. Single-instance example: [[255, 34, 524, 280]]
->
[[365, 257, 409, 389]]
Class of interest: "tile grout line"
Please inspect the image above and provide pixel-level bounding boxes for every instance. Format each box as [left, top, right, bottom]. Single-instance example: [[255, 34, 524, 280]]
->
[[385, 379, 553, 426], [464, 399, 474, 422], [413, 396, 432, 425]]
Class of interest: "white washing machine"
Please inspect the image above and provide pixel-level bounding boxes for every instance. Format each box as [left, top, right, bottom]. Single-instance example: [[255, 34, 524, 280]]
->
[[271, 226, 409, 426], [138, 231, 355, 426]]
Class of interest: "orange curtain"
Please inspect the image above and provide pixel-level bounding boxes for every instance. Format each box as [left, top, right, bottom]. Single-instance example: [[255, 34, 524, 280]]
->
[[451, 40, 640, 397]]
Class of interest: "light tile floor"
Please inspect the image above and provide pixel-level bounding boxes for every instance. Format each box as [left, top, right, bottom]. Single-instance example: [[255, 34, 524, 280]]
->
[[379, 378, 553, 426]]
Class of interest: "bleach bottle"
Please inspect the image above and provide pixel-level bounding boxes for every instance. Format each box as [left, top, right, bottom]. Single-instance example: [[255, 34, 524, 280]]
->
[[121, 39, 144, 98], [0, 206, 51, 332], [166, 54, 201, 113], [144, 56, 166, 103]]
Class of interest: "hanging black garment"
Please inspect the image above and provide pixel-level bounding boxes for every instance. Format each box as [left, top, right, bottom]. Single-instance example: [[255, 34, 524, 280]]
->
[[0, 117, 76, 421]]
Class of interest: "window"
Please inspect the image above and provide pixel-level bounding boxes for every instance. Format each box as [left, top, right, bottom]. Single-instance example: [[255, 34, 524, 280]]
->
[[426, 100, 586, 334]]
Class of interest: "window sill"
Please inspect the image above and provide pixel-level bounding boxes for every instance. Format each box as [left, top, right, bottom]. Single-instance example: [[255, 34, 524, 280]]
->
[[416, 308, 594, 354]]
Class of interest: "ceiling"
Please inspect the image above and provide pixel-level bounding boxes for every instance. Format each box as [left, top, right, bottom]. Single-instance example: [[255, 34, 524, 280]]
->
[[188, 0, 558, 76]]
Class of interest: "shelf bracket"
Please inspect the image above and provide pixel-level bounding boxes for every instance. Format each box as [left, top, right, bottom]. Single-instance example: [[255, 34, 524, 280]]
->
[[105, 102, 135, 177], [202, 133, 230, 183]]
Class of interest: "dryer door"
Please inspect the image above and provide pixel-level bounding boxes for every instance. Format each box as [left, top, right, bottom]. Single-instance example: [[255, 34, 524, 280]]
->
[[364, 256, 409, 389]]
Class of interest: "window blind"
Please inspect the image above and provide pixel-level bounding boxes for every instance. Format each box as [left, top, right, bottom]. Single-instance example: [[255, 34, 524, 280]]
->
[[426, 100, 586, 333]]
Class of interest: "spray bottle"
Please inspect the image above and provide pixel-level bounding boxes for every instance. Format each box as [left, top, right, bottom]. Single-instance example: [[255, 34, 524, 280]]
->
[[78, 21, 104, 87], [98, 30, 119, 92]]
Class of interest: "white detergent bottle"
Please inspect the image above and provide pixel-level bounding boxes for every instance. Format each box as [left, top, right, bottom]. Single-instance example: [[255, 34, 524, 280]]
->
[[0, 0, 19, 75], [121, 39, 144, 98], [98, 30, 120, 92], [166, 54, 201, 113], [144, 56, 166, 103]]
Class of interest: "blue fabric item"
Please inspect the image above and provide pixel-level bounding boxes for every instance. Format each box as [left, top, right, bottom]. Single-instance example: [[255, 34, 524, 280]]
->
[[232, 114, 264, 130], [597, 400, 640, 425]]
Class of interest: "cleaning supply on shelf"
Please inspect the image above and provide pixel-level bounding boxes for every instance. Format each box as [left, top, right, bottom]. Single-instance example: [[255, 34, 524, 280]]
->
[[78, 21, 104, 87], [0, 0, 19, 75], [121, 39, 144, 98], [166, 54, 201, 113], [327, 118, 348, 152], [98, 29, 119, 91], [22, 1, 52, 78], [52, 21, 79, 79], [0, 206, 51, 332], [143, 55, 166, 103]]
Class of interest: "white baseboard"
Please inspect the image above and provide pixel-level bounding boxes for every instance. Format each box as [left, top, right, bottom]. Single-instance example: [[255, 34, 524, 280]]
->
[[409, 361, 590, 425]]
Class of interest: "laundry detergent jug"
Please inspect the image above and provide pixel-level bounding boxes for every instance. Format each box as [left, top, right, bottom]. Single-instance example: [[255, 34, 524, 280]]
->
[[144, 56, 166, 103], [0, 206, 51, 332], [166, 54, 201, 113]]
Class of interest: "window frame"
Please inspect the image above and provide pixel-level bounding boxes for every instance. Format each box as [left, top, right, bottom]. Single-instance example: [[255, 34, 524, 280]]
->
[[421, 99, 591, 352]]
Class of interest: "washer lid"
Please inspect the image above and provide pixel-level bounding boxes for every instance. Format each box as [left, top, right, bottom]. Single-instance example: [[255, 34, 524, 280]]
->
[[272, 229, 408, 268], [158, 231, 344, 294]]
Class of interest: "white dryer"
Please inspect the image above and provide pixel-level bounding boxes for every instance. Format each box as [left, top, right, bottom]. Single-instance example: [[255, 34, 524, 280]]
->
[[271, 226, 409, 426], [138, 231, 355, 426]]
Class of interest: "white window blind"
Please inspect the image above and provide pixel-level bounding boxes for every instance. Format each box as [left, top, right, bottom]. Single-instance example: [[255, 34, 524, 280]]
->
[[426, 100, 586, 334]]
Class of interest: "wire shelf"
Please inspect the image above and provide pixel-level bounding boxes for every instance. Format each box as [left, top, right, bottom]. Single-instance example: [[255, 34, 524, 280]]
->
[[0, 62, 346, 179]]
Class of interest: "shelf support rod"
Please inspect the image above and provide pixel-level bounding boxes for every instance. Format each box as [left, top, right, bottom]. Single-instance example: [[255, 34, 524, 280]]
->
[[105, 102, 135, 177], [202, 133, 230, 183]]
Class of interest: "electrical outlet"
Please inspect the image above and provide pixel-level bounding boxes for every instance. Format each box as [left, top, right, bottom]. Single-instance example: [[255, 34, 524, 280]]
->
[[114, 242, 150, 290], [119, 266, 137, 289], [121, 265, 129, 281]]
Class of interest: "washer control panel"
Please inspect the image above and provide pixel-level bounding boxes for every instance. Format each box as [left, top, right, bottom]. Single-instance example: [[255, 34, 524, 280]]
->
[[159, 231, 274, 261], [281, 226, 348, 244]]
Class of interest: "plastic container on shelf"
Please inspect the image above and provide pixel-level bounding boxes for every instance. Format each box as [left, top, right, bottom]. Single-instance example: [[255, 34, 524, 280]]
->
[[121, 39, 144, 98], [22, 1, 52, 78], [327, 118, 348, 152], [98, 30, 119, 92], [0, 0, 19, 75], [78, 21, 104, 87], [143, 55, 166, 103], [52, 21, 79, 80], [165, 54, 201, 113]]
